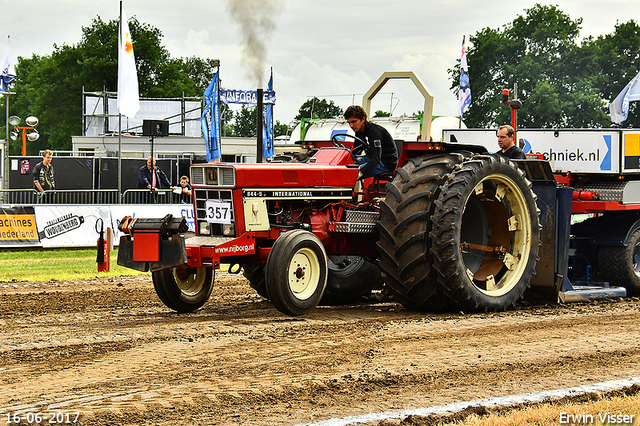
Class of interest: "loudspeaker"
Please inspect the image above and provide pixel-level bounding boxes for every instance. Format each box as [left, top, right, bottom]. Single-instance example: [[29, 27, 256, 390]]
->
[[142, 120, 169, 137]]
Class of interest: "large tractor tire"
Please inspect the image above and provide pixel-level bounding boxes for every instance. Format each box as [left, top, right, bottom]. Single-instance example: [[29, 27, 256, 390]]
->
[[320, 255, 383, 305], [376, 153, 466, 311], [430, 154, 540, 312], [598, 227, 640, 295], [242, 263, 268, 299], [152, 265, 215, 312], [265, 229, 328, 316]]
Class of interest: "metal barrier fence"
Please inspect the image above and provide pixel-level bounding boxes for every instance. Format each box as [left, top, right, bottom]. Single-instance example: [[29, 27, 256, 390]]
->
[[0, 189, 192, 206], [122, 189, 192, 205]]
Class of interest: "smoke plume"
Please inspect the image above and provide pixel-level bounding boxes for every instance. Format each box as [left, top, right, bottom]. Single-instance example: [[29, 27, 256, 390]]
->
[[226, 0, 283, 87]]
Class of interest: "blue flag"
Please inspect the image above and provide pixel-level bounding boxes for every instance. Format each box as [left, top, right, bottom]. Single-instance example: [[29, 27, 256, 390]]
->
[[262, 69, 274, 159], [201, 72, 221, 161], [1, 37, 16, 92]]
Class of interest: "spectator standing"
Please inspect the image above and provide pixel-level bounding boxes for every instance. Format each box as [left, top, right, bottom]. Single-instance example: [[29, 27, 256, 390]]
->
[[33, 150, 55, 202], [176, 175, 192, 204], [137, 157, 172, 203]]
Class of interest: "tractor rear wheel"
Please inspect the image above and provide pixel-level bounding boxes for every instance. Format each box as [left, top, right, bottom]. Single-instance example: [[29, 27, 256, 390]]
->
[[431, 155, 540, 312], [598, 227, 640, 295], [265, 229, 328, 316], [152, 265, 214, 312], [376, 153, 465, 311], [320, 255, 382, 305]]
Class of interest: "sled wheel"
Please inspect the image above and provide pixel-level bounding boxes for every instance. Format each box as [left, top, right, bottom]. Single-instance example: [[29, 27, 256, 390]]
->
[[320, 255, 382, 305], [242, 263, 268, 299], [599, 227, 640, 295], [431, 154, 540, 312], [376, 153, 466, 311], [265, 229, 328, 316], [152, 265, 214, 313]]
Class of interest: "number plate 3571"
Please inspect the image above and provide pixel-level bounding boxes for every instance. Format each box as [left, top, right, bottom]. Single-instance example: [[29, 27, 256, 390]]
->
[[205, 201, 232, 224]]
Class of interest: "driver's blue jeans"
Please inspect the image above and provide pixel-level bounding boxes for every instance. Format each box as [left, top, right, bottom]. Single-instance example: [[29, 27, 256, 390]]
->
[[354, 155, 391, 179]]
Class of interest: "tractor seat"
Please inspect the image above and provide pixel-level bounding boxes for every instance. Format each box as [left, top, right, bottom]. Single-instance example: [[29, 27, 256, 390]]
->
[[374, 172, 394, 182]]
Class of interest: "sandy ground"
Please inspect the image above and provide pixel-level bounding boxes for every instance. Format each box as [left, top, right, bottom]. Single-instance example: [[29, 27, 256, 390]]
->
[[1, 272, 640, 425]]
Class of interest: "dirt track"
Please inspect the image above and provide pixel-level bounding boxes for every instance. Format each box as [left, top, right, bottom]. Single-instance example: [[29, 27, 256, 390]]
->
[[1, 272, 640, 425]]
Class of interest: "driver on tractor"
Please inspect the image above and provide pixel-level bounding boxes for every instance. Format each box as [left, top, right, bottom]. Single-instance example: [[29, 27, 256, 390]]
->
[[344, 105, 398, 180]]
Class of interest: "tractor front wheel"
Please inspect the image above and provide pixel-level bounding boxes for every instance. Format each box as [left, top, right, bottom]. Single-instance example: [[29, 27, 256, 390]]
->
[[242, 263, 268, 299], [265, 230, 328, 316], [320, 255, 382, 305], [152, 265, 214, 312]]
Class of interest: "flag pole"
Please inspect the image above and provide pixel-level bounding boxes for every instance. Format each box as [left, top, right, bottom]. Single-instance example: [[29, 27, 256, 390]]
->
[[117, 1, 122, 200], [3, 35, 13, 190]]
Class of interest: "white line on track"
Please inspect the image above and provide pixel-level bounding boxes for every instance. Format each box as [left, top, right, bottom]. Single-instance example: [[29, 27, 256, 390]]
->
[[295, 376, 640, 426]]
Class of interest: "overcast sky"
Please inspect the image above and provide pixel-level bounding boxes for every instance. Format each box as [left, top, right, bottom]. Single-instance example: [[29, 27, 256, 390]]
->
[[2, 0, 639, 125]]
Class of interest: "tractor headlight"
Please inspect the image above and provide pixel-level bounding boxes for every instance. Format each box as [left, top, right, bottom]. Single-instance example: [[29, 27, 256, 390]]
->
[[199, 222, 210, 235], [223, 223, 235, 236]]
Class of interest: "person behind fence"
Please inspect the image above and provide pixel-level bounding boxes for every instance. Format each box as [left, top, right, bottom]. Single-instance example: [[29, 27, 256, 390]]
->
[[343, 105, 398, 180], [137, 157, 172, 203], [175, 175, 192, 204], [33, 149, 55, 200]]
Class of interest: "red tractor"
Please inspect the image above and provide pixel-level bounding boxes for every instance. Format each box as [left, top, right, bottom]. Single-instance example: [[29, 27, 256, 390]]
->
[[119, 71, 631, 316]]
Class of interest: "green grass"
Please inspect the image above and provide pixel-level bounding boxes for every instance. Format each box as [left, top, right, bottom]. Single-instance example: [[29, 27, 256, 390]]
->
[[0, 248, 146, 282]]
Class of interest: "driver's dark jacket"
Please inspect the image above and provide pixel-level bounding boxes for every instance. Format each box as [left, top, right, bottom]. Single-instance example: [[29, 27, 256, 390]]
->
[[353, 120, 398, 177]]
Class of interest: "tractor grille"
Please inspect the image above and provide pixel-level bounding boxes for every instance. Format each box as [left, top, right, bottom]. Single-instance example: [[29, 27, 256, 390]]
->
[[220, 168, 235, 186], [333, 210, 380, 233], [345, 210, 380, 224], [194, 188, 235, 236], [191, 167, 205, 185], [190, 166, 235, 187]]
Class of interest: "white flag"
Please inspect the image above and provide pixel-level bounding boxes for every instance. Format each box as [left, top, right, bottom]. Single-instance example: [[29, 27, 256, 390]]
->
[[609, 69, 640, 124], [1, 36, 16, 92], [459, 36, 471, 117], [117, 8, 140, 118]]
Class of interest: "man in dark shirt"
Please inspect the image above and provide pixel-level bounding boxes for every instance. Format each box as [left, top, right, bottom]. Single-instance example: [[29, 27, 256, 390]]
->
[[33, 149, 55, 193], [496, 125, 526, 159], [344, 105, 398, 179]]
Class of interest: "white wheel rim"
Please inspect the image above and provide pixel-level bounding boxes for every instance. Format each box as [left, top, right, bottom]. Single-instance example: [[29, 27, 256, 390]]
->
[[173, 266, 207, 296], [288, 247, 320, 300], [461, 173, 532, 297]]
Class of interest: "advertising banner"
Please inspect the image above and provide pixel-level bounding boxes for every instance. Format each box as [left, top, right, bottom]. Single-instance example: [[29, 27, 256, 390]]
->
[[442, 129, 620, 174], [0, 205, 194, 248], [34, 206, 111, 248], [220, 89, 275, 105], [0, 207, 39, 246]]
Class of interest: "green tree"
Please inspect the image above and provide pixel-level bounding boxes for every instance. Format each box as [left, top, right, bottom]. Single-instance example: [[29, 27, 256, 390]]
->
[[449, 4, 612, 128], [294, 97, 343, 120], [232, 105, 257, 137], [374, 110, 391, 118], [7, 15, 216, 155], [230, 105, 288, 139], [579, 20, 640, 127], [274, 120, 289, 138]]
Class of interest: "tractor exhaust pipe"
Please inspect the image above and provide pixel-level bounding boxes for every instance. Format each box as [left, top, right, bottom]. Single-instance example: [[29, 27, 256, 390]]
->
[[257, 88, 264, 163]]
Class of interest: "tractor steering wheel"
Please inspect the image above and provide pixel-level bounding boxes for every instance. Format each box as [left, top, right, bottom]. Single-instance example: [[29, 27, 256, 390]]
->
[[331, 133, 368, 152]]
